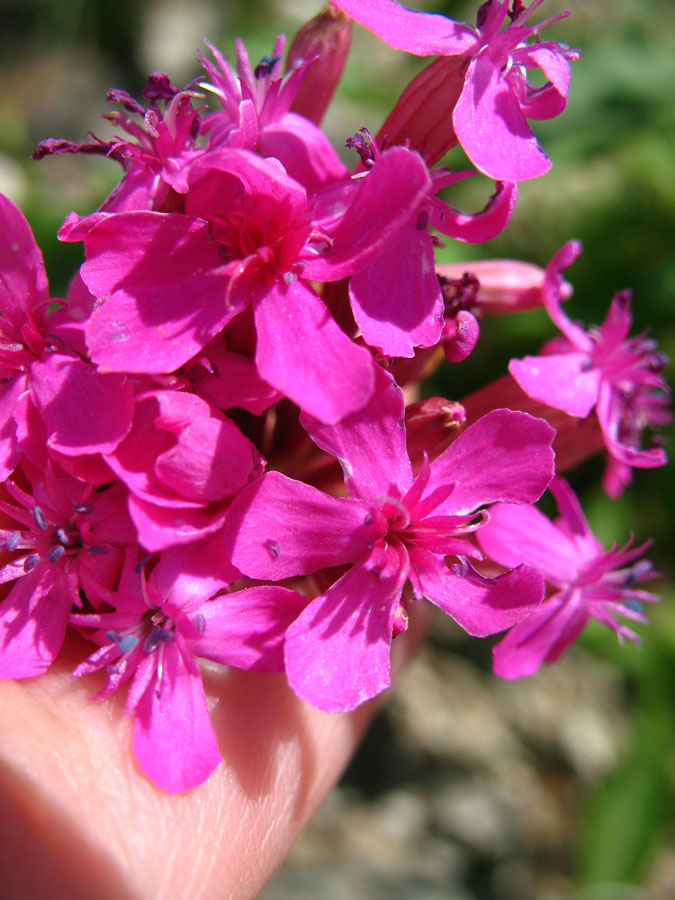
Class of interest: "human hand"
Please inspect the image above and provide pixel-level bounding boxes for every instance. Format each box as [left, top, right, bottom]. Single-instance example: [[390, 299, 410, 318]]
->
[[0, 605, 433, 900]]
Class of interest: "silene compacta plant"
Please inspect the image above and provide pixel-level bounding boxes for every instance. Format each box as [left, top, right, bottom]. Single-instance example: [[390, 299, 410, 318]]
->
[[0, 0, 670, 792]]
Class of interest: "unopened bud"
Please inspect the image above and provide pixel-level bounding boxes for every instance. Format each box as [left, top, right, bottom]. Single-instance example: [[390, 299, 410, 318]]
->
[[405, 397, 466, 468], [287, 6, 352, 125], [376, 55, 465, 167], [437, 259, 573, 315], [441, 309, 480, 363]]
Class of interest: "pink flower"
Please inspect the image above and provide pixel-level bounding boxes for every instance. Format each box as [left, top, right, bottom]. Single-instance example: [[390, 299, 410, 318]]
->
[[80, 148, 379, 423], [224, 366, 554, 711], [35, 73, 205, 239], [0, 461, 133, 678], [104, 389, 264, 551], [509, 241, 671, 497], [0, 194, 53, 478], [72, 544, 308, 791], [310, 137, 517, 357], [0, 194, 134, 478], [198, 35, 348, 192], [334, 0, 578, 181], [477, 477, 660, 678]]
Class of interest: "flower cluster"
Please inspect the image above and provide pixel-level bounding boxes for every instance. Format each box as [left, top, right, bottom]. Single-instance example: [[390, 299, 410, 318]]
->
[[1, 0, 668, 792]]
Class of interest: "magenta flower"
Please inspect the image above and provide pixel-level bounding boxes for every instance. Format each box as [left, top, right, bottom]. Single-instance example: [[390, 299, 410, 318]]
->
[[224, 367, 555, 712], [35, 73, 205, 239], [72, 543, 308, 791], [80, 147, 386, 422], [198, 35, 348, 193], [477, 478, 660, 678], [509, 241, 671, 497], [334, 0, 578, 181], [104, 389, 264, 551], [310, 138, 517, 357], [0, 461, 133, 678], [0, 194, 134, 479], [0, 194, 53, 478]]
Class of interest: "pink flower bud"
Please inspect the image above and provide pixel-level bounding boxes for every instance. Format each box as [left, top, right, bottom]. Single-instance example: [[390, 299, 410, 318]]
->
[[441, 309, 480, 363], [287, 5, 352, 125], [376, 56, 465, 166], [405, 396, 466, 469], [436, 259, 573, 315]]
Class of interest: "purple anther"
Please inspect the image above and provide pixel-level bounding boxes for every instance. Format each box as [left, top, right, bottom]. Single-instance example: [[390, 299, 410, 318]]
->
[[265, 538, 281, 559], [254, 55, 281, 79], [32, 506, 48, 531], [5, 532, 21, 552], [57, 528, 74, 545], [23, 553, 41, 573], [118, 634, 139, 654], [47, 544, 65, 563]]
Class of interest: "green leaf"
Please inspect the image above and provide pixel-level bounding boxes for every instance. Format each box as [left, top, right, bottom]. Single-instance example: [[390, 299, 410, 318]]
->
[[577, 699, 672, 885]]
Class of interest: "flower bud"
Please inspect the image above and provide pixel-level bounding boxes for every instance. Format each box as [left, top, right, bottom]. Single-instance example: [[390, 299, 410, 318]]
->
[[376, 56, 465, 166], [437, 259, 573, 315], [441, 308, 480, 363], [287, 6, 352, 125], [405, 396, 466, 469]]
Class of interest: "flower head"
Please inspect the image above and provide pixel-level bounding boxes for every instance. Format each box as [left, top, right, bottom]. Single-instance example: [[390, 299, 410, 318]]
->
[[334, 0, 579, 180], [509, 241, 671, 496], [0, 462, 132, 678], [35, 73, 205, 241], [224, 366, 554, 711], [80, 148, 377, 422], [72, 543, 308, 791], [477, 477, 660, 678]]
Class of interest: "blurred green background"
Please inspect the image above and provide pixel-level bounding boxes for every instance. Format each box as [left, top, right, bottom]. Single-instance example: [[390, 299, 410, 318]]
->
[[1, 1, 673, 897]]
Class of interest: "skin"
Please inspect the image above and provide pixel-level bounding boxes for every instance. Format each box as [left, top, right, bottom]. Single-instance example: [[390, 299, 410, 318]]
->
[[0, 603, 433, 899]]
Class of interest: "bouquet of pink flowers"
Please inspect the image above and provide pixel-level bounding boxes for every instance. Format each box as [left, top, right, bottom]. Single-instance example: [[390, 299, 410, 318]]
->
[[1, 0, 669, 793]]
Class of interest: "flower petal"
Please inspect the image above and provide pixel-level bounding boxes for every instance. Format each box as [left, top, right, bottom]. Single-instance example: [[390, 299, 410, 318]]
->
[[128, 495, 227, 552], [427, 409, 555, 514], [253, 278, 375, 423], [300, 364, 412, 500], [284, 560, 403, 712], [477, 500, 581, 585], [333, 0, 477, 56], [190, 586, 309, 671], [302, 146, 432, 281], [349, 215, 443, 357], [508, 352, 601, 418], [453, 54, 551, 181], [0, 568, 68, 678], [430, 180, 517, 243], [0, 193, 49, 322], [492, 593, 588, 678], [30, 355, 134, 455], [413, 550, 544, 637], [82, 212, 237, 373], [132, 644, 221, 792], [224, 471, 373, 579]]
